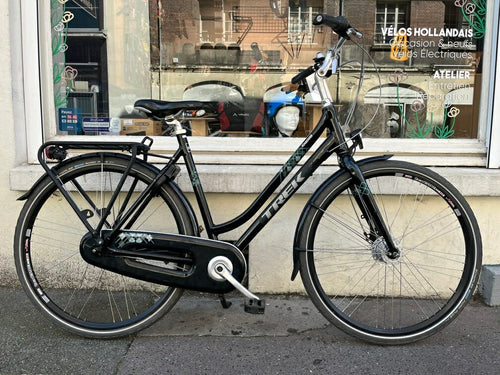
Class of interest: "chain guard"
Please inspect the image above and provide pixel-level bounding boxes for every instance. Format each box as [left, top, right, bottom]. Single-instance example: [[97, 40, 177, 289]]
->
[[80, 230, 247, 294]]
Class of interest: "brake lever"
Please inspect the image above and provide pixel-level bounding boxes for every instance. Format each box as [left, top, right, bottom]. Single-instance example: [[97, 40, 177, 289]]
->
[[318, 50, 333, 77], [347, 27, 363, 39]]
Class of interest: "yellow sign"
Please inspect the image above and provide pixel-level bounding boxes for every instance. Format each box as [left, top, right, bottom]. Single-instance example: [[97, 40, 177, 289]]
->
[[391, 31, 410, 62]]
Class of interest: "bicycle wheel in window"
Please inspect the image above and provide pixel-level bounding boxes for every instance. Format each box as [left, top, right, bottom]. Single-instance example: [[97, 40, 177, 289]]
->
[[298, 160, 482, 344], [14, 154, 196, 338]]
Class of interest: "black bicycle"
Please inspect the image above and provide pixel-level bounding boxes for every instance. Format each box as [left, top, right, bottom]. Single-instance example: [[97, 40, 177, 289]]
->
[[14, 14, 482, 344]]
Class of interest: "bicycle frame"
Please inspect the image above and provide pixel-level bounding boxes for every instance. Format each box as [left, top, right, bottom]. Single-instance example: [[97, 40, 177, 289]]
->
[[183, 103, 342, 251], [173, 104, 395, 255], [34, 34, 396, 257]]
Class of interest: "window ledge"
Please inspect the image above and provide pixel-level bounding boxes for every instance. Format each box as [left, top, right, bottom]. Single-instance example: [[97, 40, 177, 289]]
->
[[10, 163, 500, 196], [44, 135, 487, 167]]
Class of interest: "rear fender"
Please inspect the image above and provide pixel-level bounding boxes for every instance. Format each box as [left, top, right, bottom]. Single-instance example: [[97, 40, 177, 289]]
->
[[17, 153, 200, 236]]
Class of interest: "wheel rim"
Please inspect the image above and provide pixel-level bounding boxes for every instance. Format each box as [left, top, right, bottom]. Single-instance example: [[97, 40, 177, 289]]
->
[[304, 166, 477, 339], [18, 157, 189, 334]]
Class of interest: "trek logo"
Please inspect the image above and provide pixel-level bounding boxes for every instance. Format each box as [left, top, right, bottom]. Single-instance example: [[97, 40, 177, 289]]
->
[[262, 172, 307, 221], [279, 147, 308, 182]]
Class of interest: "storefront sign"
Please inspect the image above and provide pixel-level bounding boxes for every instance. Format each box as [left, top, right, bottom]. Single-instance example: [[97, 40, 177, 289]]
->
[[83, 117, 110, 132], [73, 0, 98, 19], [59, 108, 82, 133]]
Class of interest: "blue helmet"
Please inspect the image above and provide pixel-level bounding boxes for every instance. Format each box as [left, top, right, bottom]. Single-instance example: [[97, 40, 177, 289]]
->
[[266, 91, 305, 118]]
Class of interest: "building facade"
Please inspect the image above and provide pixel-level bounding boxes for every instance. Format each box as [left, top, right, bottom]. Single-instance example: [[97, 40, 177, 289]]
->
[[2, 0, 500, 294]]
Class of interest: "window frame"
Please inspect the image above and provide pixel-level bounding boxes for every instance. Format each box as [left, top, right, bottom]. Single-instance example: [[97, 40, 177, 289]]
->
[[374, 1, 410, 45], [18, 0, 500, 167], [486, 0, 500, 168], [20, 0, 44, 163]]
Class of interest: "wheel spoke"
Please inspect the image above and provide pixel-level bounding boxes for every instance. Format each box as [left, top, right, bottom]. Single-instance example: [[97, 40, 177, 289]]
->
[[16, 156, 190, 337], [300, 162, 480, 343]]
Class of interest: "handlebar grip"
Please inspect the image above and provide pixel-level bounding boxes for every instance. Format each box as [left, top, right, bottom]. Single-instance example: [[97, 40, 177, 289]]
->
[[291, 66, 315, 84], [313, 14, 351, 38]]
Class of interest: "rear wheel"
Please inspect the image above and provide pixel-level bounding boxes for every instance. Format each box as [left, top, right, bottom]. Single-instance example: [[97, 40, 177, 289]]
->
[[14, 154, 195, 338], [298, 160, 482, 344]]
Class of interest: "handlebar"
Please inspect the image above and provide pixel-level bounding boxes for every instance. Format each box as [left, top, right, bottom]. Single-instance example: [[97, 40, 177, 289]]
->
[[290, 14, 362, 85], [312, 14, 362, 39], [291, 66, 315, 84], [313, 14, 350, 38]]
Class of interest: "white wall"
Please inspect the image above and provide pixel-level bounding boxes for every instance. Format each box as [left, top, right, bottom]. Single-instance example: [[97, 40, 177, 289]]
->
[[0, 0, 25, 285]]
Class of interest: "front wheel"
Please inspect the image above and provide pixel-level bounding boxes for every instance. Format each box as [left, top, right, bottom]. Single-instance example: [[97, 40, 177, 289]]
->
[[298, 160, 482, 344], [14, 154, 196, 338]]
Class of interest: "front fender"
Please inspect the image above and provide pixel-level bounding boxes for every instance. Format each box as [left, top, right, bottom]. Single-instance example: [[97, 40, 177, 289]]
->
[[291, 154, 392, 281]]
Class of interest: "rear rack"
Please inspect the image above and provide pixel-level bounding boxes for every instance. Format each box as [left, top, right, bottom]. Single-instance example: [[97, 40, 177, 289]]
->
[[39, 136, 154, 163], [33, 137, 155, 235]]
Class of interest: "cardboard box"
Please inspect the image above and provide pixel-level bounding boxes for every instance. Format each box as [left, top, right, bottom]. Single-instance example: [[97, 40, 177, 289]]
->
[[190, 118, 209, 136], [120, 119, 162, 136]]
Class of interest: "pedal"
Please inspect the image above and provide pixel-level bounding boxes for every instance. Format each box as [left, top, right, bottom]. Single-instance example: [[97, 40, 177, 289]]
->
[[244, 298, 265, 314], [218, 294, 232, 309]]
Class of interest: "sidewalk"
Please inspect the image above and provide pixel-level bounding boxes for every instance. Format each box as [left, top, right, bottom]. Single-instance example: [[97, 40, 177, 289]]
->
[[1, 287, 499, 375]]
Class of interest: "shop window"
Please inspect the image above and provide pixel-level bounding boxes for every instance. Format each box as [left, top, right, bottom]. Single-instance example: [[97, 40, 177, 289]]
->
[[343, 0, 486, 139], [44, 0, 488, 142], [52, 0, 107, 134]]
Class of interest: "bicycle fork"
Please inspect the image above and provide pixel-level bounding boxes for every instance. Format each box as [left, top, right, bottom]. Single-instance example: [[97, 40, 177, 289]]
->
[[341, 155, 400, 259]]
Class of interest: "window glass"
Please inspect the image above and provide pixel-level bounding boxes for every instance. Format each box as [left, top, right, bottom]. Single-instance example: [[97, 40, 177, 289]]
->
[[49, 0, 487, 139]]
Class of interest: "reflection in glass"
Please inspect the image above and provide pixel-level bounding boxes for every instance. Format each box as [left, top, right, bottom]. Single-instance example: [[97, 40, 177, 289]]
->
[[50, 0, 485, 139]]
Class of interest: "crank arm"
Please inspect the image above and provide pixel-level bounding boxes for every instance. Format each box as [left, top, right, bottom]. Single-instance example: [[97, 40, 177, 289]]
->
[[217, 265, 260, 301], [208, 256, 260, 300]]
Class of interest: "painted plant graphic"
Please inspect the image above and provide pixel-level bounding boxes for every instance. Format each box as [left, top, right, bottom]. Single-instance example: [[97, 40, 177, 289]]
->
[[389, 70, 430, 138], [454, 0, 486, 39], [389, 70, 460, 139], [434, 103, 460, 139], [51, 0, 78, 109], [406, 99, 433, 139]]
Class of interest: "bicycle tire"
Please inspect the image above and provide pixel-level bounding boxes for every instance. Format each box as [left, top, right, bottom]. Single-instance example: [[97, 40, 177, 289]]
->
[[297, 160, 482, 344], [14, 153, 196, 338]]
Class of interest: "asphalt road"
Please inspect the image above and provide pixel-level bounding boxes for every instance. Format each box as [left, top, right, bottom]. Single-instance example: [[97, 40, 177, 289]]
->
[[1, 287, 498, 375]]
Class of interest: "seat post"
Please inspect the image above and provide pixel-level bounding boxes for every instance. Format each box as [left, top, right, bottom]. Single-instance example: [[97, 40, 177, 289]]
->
[[176, 131, 217, 239], [164, 117, 188, 135]]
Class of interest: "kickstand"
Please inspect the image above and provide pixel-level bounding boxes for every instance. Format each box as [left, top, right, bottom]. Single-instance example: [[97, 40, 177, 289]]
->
[[218, 294, 232, 309]]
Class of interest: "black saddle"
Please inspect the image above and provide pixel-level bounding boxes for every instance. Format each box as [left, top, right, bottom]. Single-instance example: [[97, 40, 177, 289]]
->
[[134, 99, 211, 118]]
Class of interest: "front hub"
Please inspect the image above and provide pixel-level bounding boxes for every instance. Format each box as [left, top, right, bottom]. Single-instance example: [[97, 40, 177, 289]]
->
[[371, 237, 402, 264]]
